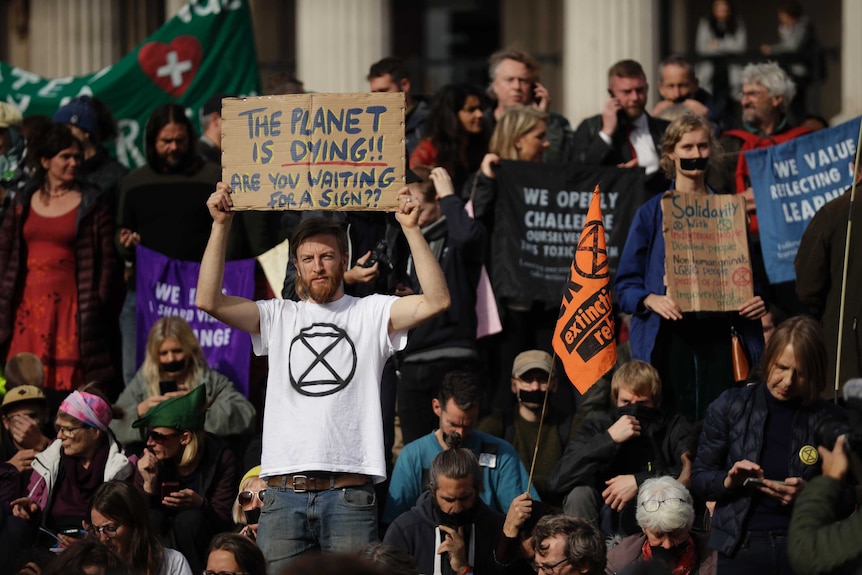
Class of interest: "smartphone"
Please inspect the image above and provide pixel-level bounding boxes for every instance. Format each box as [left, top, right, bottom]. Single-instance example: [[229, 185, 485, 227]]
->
[[743, 477, 787, 487], [159, 379, 178, 395], [60, 527, 86, 540], [161, 481, 180, 499]]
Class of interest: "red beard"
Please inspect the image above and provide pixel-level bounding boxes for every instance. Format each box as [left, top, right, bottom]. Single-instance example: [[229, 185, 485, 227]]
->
[[302, 271, 341, 303]]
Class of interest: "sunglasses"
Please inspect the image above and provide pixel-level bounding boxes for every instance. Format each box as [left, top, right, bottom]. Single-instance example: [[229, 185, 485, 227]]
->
[[148, 429, 179, 444], [238, 489, 267, 505]]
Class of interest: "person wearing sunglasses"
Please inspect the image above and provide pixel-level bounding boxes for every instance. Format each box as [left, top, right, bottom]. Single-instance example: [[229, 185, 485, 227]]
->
[[111, 316, 255, 451], [606, 476, 716, 575], [87, 480, 192, 575], [10, 389, 133, 548], [231, 465, 266, 540], [133, 385, 238, 574], [205, 532, 267, 575]]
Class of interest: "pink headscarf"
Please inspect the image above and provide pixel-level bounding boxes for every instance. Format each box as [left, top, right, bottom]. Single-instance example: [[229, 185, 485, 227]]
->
[[59, 391, 112, 432]]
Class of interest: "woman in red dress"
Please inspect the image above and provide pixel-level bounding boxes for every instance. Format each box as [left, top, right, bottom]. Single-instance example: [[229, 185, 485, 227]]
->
[[0, 123, 117, 399]]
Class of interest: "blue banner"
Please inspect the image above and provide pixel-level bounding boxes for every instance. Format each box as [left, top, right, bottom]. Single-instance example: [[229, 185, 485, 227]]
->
[[135, 245, 255, 395], [746, 117, 861, 283]]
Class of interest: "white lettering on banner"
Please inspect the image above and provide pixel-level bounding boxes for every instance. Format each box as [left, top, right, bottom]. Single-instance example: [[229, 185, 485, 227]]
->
[[37, 77, 73, 98], [194, 328, 232, 347], [115, 119, 146, 168], [157, 52, 194, 88], [5, 94, 30, 113], [176, 0, 242, 23], [11, 68, 40, 91]]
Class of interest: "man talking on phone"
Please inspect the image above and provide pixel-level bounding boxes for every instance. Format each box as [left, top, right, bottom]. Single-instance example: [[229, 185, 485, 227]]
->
[[484, 47, 574, 164], [571, 59, 670, 195]]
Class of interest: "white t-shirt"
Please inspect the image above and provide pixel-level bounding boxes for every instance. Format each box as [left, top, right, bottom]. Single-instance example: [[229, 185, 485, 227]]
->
[[162, 548, 192, 575], [253, 294, 407, 483]]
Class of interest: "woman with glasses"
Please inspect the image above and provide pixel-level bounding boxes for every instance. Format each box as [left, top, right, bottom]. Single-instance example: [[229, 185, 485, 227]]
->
[[132, 385, 238, 575], [11, 389, 132, 546], [111, 316, 255, 449], [87, 480, 191, 575], [231, 465, 265, 541], [606, 476, 716, 575], [205, 532, 266, 575], [691, 316, 846, 574]]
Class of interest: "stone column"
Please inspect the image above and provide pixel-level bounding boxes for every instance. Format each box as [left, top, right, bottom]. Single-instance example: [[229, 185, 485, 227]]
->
[[839, 0, 862, 121], [561, 0, 660, 126], [28, 0, 122, 77], [295, 0, 390, 93]]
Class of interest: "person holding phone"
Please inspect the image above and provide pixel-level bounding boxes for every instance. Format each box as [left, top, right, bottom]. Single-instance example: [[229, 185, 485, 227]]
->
[[133, 385, 238, 574], [110, 316, 255, 450], [571, 59, 670, 195], [691, 316, 846, 574]]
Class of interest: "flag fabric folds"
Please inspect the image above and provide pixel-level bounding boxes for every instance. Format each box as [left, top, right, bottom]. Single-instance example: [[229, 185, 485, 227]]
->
[[553, 185, 617, 393]]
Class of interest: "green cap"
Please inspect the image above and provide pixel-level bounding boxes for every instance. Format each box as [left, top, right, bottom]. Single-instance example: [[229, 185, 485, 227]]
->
[[132, 385, 207, 430]]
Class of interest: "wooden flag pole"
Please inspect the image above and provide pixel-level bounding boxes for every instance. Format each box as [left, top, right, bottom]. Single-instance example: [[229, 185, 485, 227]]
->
[[833, 118, 862, 399], [526, 351, 558, 495]]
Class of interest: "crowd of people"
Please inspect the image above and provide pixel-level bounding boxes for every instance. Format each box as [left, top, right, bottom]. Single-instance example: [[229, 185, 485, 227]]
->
[[1, 1, 861, 574]]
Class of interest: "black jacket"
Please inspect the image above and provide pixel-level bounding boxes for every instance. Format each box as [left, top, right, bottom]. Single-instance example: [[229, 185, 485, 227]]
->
[[548, 405, 692, 496], [383, 490, 509, 575], [691, 382, 845, 557], [571, 113, 670, 196], [483, 108, 574, 166]]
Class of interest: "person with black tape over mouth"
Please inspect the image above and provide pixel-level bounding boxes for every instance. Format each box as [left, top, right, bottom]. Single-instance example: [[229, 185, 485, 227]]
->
[[615, 113, 767, 423]]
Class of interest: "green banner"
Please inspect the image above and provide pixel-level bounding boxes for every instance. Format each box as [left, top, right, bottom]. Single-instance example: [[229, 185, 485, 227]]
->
[[0, 0, 260, 169]]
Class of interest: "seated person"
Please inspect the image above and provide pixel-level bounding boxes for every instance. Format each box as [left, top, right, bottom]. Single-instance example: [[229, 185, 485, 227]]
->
[[547, 360, 692, 537], [384, 371, 538, 525], [605, 476, 716, 575], [383, 448, 513, 575], [531, 515, 607, 575], [1, 385, 51, 494], [111, 317, 256, 449], [233, 464, 265, 541], [477, 350, 571, 505], [133, 385, 238, 574]]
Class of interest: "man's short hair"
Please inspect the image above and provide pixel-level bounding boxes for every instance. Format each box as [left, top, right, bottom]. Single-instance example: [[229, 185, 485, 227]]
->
[[531, 515, 606, 575], [741, 62, 796, 113], [610, 360, 662, 406], [289, 217, 349, 262], [438, 371, 481, 412], [608, 59, 646, 86], [429, 447, 483, 493], [658, 55, 695, 83], [635, 476, 695, 535], [368, 57, 410, 84], [487, 47, 540, 100]]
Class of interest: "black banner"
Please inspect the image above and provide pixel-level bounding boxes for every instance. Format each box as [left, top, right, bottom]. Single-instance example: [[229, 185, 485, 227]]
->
[[491, 161, 647, 305]]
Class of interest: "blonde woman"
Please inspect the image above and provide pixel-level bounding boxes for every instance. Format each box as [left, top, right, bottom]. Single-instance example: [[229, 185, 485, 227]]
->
[[111, 316, 255, 446]]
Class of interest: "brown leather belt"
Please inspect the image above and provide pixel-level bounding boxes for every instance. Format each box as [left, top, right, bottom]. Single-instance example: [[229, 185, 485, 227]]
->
[[266, 473, 370, 492]]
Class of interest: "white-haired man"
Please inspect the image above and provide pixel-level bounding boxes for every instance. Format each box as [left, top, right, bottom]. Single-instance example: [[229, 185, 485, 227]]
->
[[605, 476, 716, 575]]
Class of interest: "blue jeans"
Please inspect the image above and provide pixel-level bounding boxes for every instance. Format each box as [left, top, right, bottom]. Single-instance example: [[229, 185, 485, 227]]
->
[[257, 483, 378, 573], [718, 532, 792, 575]]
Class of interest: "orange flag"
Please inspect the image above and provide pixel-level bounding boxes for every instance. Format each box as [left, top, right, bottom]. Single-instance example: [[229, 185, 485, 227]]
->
[[553, 185, 617, 393]]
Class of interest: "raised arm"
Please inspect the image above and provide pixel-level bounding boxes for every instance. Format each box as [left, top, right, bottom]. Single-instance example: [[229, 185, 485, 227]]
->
[[388, 180, 451, 333], [196, 183, 261, 334]]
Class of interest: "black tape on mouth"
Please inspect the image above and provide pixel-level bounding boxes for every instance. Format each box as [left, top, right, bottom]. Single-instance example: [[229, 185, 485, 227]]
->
[[679, 157, 708, 170]]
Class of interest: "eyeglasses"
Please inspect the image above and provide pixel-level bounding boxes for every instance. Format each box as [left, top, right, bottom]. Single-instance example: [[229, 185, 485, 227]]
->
[[203, 571, 248, 575], [148, 429, 179, 444], [86, 524, 120, 538], [740, 89, 769, 99], [55, 423, 85, 437], [532, 557, 571, 575], [639, 498, 687, 513], [237, 489, 267, 505]]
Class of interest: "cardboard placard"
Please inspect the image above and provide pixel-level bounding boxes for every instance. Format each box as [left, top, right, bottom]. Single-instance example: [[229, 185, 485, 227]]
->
[[661, 191, 753, 312], [222, 93, 405, 211]]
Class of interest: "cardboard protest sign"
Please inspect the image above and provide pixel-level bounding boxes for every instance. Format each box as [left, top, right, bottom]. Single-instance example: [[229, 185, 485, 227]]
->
[[491, 161, 646, 305], [136, 246, 255, 395], [661, 192, 753, 312], [222, 93, 405, 211], [746, 117, 860, 283]]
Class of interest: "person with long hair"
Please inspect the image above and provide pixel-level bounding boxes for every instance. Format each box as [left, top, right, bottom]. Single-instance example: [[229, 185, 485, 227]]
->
[[695, 0, 747, 100], [409, 83, 488, 192], [87, 480, 191, 575], [615, 113, 766, 422], [11, 389, 133, 544], [133, 385, 238, 574], [0, 123, 118, 399], [692, 316, 848, 574], [205, 532, 266, 575], [110, 316, 255, 448]]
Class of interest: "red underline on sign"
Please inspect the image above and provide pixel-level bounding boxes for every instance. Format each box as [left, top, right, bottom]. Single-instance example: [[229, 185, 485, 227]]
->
[[280, 161, 390, 167]]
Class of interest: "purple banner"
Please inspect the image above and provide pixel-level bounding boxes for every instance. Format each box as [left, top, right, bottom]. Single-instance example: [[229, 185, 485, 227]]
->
[[135, 245, 255, 395]]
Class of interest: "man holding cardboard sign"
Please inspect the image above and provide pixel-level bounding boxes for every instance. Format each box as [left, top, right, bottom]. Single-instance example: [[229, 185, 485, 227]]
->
[[197, 178, 449, 568]]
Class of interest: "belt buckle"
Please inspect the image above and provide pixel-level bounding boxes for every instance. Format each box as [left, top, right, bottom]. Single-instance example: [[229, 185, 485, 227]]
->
[[292, 474, 308, 493]]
